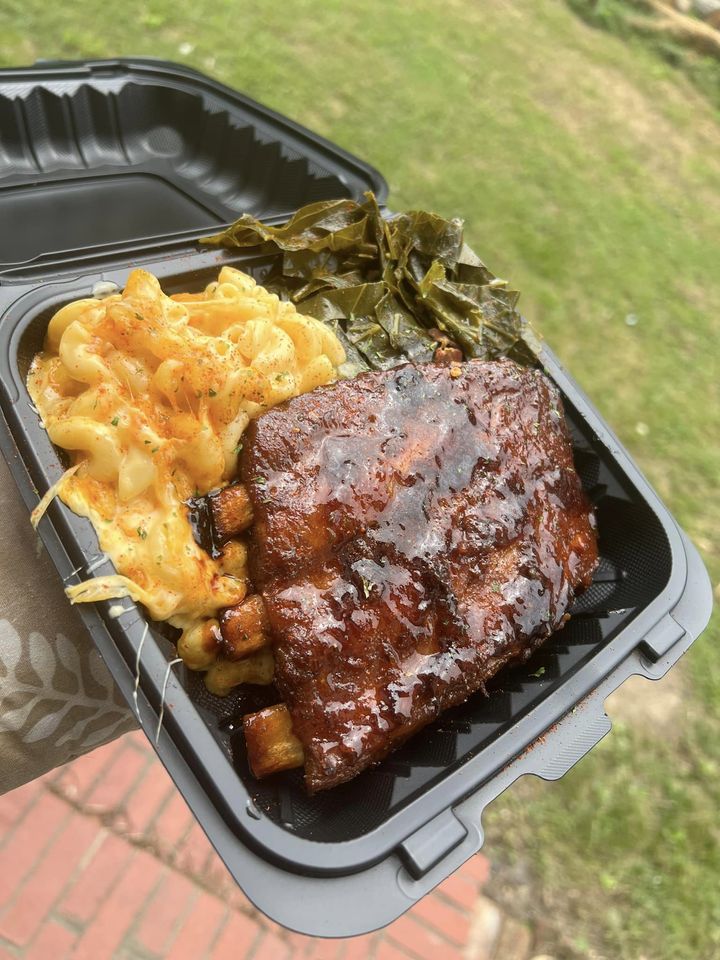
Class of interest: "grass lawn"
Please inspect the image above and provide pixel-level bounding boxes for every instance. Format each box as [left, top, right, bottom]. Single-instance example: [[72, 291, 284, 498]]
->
[[1, 1, 718, 956]]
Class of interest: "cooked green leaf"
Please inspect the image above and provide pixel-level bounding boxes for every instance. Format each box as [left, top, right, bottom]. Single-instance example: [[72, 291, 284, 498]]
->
[[374, 292, 436, 363], [299, 282, 385, 322], [201, 192, 538, 371]]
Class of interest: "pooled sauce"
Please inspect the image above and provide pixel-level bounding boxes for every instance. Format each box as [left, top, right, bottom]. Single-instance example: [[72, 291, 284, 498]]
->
[[240, 359, 598, 792]]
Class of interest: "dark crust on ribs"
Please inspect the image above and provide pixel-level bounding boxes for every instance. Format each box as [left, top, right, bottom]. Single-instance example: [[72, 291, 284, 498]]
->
[[240, 359, 598, 792]]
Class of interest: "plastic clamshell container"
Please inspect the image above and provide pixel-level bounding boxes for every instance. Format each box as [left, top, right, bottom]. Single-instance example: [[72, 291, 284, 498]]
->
[[0, 59, 713, 938]]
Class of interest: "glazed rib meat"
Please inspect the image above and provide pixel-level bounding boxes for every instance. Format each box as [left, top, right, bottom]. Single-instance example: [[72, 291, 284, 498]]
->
[[238, 359, 598, 792]]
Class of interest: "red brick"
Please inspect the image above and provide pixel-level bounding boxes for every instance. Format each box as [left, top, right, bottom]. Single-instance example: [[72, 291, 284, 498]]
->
[[0, 779, 43, 835], [124, 729, 154, 755], [385, 915, 441, 960], [72, 849, 164, 960], [0, 791, 68, 903], [124, 757, 175, 836], [305, 937, 345, 958], [375, 940, 411, 960], [156, 790, 194, 857], [456, 853, 490, 887], [175, 820, 214, 876], [201, 864, 235, 908], [285, 930, 312, 956], [0, 811, 99, 946], [410, 896, 470, 947], [58, 831, 132, 924], [386, 914, 464, 960], [166, 891, 227, 960], [339, 933, 380, 960], [24, 920, 77, 960], [436, 872, 479, 911], [225, 883, 258, 916], [84, 744, 149, 812], [254, 931, 292, 959], [134, 869, 197, 955], [50, 739, 124, 802], [211, 912, 262, 959]]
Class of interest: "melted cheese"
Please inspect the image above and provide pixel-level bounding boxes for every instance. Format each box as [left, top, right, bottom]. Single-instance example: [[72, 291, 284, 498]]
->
[[28, 266, 345, 633]]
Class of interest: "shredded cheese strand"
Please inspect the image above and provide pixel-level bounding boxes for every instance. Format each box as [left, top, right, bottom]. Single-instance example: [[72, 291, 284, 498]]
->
[[156, 658, 183, 743], [65, 574, 156, 609], [133, 622, 149, 719], [30, 464, 81, 529]]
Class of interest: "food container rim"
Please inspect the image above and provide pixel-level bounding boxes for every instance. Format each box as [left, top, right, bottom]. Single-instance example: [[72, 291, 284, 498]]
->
[[0, 247, 705, 878]]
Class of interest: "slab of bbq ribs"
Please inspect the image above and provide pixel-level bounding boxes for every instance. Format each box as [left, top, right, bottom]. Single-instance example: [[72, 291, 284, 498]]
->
[[204, 359, 598, 793]]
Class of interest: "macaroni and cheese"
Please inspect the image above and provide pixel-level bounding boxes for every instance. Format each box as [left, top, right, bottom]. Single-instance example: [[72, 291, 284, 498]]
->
[[28, 266, 345, 646]]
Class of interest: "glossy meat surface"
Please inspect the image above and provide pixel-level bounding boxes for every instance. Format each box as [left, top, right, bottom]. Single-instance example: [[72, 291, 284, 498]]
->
[[240, 359, 598, 792]]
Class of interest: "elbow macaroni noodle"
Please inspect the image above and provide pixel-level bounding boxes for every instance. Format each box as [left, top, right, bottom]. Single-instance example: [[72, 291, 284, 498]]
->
[[28, 266, 345, 652]]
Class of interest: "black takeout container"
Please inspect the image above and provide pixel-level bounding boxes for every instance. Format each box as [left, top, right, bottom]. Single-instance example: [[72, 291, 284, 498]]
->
[[0, 58, 713, 937]]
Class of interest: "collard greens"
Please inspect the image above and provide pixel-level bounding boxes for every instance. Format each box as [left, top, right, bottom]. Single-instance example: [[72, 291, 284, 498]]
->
[[200, 193, 538, 373]]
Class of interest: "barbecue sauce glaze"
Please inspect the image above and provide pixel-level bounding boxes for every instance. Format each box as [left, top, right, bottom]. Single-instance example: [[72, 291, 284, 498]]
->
[[240, 360, 598, 791]]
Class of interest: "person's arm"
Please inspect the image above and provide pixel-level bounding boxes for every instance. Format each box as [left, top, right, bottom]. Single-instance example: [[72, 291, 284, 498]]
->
[[0, 454, 135, 795]]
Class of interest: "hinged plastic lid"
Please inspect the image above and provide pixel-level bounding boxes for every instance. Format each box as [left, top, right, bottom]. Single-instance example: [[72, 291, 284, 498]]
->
[[0, 57, 387, 272]]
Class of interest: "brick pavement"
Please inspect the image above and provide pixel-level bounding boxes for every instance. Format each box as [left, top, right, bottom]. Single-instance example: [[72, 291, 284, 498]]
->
[[0, 731, 539, 959]]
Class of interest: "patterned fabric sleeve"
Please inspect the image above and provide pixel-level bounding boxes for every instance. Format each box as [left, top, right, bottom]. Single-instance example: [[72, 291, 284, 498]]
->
[[0, 454, 136, 795]]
